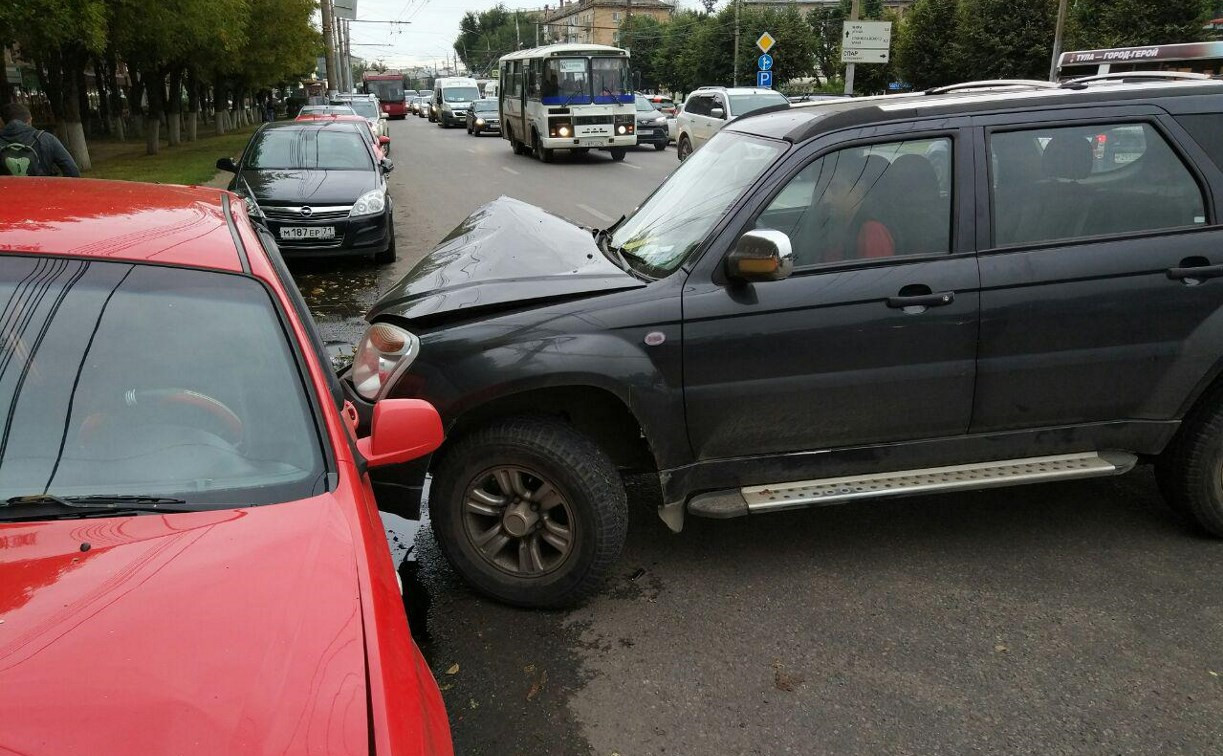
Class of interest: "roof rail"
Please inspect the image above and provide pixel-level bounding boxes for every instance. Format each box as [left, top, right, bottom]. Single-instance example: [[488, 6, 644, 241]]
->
[[1060, 71, 1212, 88], [925, 79, 1058, 95]]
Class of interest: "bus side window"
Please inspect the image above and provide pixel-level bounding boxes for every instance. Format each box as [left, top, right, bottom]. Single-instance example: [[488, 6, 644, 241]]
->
[[528, 60, 540, 99]]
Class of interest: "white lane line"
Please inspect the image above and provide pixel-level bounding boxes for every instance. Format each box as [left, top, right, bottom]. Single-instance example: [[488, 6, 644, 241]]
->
[[618, 161, 643, 170], [501, 166, 520, 175], [577, 203, 614, 223]]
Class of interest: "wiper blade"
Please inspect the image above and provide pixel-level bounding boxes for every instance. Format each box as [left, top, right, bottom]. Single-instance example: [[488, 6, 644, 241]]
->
[[594, 226, 632, 272], [4, 494, 192, 513]]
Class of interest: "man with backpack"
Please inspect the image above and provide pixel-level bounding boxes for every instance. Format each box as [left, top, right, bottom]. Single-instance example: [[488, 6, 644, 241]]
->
[[0, 103, 80, 177]]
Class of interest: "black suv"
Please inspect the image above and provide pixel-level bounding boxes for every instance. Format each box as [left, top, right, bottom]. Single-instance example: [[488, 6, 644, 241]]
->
[[348, 76, 1223, 607]]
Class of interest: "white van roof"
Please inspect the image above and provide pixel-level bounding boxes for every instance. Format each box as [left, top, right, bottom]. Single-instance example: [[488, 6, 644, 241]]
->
[[436, 77, 479, 88]]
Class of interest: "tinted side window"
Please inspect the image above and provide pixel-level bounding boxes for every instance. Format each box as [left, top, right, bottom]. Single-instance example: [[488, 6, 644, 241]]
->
[[1175, 113, 1223, 173], [685, 95, 710, 117], [756, 137, 953, 266], [989, 122, 1207, 247]]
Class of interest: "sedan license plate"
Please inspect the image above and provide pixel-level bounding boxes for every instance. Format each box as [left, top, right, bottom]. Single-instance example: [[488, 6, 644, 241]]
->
[[279, 226, 335, 240]]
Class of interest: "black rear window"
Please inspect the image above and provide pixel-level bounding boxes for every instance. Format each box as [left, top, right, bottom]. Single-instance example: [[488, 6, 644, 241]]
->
[[1175, 114, 1223, 172]]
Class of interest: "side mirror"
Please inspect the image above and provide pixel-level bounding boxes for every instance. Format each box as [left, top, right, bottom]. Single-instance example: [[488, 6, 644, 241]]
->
[[380, 157, 394, 173], [356, 399, 443, 468], [216, 157, 238, 173], [710, 107, 726, 120], [378, 135, 391, 146], [725, 229, 794, 282]]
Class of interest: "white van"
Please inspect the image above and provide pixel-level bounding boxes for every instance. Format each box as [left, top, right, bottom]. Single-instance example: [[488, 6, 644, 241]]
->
[[432, 76, 482, 128], [484, 79, 499, 100]]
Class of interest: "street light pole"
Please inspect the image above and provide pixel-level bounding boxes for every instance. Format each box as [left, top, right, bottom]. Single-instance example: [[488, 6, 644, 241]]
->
[[733, 0, 740, 87], [844, 0, 860, 96], [321, 0, 339, 96], [1049, 0, 1070, 82]]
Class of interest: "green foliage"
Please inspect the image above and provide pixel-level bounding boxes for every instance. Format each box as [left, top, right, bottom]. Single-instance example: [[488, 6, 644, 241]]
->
[[895, 0, 964, 88], [955, 0, 1059, 80], [455, 4, 523, 77], [1068, 0, 1208, 49], [0, 0, 107, 57], [619, 15, 665, 90]]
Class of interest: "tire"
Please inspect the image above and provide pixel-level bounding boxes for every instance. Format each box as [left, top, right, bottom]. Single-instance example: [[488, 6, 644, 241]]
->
[[509, 125, 527, 155], [374, 215, 396, 264], [1157, 392, 1223, 534], [534, 131, 553, 163], [430, 416, 628, 608], [609, 147, 626, 161], [467, 123, 472, 134], [677, 135, 692, 162], [654, 142, 666, 151]]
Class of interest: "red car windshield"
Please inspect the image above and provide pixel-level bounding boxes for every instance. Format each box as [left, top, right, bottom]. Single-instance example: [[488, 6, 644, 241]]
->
[[0, 257, 326, 507]]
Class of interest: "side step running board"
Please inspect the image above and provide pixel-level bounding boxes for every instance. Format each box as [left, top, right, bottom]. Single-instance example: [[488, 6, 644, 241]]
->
[[687, 452, 1137, 519]]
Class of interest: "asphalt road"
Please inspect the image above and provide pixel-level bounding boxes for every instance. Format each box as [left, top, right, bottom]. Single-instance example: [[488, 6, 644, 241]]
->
[[288, 115, 1223, 755]]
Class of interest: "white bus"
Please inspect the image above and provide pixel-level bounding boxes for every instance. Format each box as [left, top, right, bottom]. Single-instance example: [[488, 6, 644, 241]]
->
[[498, 43, 636, 162]]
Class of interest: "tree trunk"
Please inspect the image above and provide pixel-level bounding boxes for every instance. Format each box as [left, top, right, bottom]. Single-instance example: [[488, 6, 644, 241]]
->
[[128, 72, 145, 139], [92, 55, 110, 136], [0, 46, 13, 105], [166, 67, 183, 145], [185, 68, 200, 141], [143, 68, 166, 156], [59, 47, 92, 171], [213, 76, 228, 135]]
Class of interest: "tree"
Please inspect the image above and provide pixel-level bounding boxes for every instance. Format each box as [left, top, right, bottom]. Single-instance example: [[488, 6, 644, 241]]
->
[[1068, 0, 1208, 49], [454, 5, 520, 77], [0, 0, 106, 168], [895, 0, 965, 89], [808, 6, 845, 84], [619, 15, 665, 91], [955, 0, 1059, 80]]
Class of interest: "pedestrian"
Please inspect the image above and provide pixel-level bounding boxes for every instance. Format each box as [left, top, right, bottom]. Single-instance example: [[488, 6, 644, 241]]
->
[[266, 99, 276, 123], [0, 102, 80, 177]]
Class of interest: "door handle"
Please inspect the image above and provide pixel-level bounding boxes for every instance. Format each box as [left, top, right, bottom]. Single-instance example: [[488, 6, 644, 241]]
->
[[887, 288, 955, 310], [1168, 262, 1223, 283]]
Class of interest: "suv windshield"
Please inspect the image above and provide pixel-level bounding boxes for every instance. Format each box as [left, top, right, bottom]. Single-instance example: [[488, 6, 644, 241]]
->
[[247, 128, 372, 170], [0, 257, 325, 506], [729, 92, 788, 116], [610, 132, 785, 273], [443, 87, 480, 103]]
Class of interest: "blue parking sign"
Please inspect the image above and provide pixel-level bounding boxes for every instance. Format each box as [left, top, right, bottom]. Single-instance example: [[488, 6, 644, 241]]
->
[[757, 70, 773, 88], [758, 54, 773, 71]]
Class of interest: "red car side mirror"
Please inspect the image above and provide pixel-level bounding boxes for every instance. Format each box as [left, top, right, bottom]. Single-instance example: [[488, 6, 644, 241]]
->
[[378, 135, 391, 146], [356, 399, 443, 468]]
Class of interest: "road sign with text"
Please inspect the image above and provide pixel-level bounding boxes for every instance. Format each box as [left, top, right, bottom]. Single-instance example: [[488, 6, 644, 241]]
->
[[841, 20, 892, 64], [757, 70, 773, 88]]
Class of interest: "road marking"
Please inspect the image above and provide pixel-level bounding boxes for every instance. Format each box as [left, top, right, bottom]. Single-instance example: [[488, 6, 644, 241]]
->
[[618, 161, 643, 170], [466, 148, 477, 154], [577, 203, 614, 223], [501, 166, 520, 175]]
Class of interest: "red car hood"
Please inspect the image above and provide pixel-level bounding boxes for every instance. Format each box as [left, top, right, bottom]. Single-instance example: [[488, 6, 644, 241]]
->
[[0, 497, 371, 754]]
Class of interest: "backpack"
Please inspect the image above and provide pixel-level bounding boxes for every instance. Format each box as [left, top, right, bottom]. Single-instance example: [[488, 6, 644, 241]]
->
[[0, 132, 45, 176]]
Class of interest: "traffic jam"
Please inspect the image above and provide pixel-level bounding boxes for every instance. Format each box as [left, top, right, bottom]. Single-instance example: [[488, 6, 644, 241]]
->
[[5, 17, 1223, 755]]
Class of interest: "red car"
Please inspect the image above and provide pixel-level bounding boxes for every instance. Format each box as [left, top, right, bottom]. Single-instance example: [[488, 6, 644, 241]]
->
[[0, 178, 452, 754]]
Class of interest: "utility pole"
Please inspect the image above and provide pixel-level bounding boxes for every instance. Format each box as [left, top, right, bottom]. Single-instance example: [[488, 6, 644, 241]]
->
[[844, 0, 860, 96], [341, 20, 352, 92], [733, 0, 740, 87], [1049, 0, 1070, 82], [626, 0, 633, 51], [515, 11, 521, 49], [322, 0, 339, 96]]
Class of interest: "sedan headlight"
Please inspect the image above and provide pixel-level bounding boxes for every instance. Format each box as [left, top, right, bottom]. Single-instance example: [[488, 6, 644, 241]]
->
[[351, 322, 419, 400], [242, 195, 263, 218], [476, 117, 485, 126], [350, 189, 386, 218]]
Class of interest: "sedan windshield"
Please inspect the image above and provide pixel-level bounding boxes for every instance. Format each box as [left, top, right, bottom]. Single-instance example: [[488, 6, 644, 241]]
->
[[472, 100, 498, 113], [610, 132, 786, 273], [336, 100, 379, 120], [247, 128, 372, 170], [443, 87, 480, 103], [0, 258, 325, 506], [729, 92, 788, 116]]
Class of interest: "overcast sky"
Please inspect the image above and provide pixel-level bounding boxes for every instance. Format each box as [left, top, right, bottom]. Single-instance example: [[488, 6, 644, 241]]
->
[[342, 0, 710, 69]]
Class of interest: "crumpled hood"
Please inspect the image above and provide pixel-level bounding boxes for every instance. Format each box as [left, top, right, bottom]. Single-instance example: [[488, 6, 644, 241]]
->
[[369, 196, 645, 323], [0, 498, 370, 754]]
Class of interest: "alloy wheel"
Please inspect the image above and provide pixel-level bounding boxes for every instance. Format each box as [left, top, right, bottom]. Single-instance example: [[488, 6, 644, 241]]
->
[[461, 465, 576, 578]]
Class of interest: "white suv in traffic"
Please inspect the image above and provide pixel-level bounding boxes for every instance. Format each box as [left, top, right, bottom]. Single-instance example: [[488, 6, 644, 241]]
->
[[675, 86, 789, 161]]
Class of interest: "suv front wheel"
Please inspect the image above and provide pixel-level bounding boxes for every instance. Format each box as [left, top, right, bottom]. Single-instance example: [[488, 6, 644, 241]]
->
[[1157, 392, 1223, 536], [677, 134, 692, 162], [430, 416, 628, 608]]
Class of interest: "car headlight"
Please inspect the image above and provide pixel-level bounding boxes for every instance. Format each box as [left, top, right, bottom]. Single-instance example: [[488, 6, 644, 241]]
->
[[350, 189, 386, 218], [654, 116, 666, 124], [242, 195, 263, 218], [351, 322, 419, 400], [476, 117, 485, 125]]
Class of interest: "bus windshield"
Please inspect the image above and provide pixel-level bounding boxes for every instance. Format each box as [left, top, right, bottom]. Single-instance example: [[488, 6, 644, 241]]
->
[[542, 57, 630, 103], [592, 57, 630, 97], [367, 79, 403, 102]]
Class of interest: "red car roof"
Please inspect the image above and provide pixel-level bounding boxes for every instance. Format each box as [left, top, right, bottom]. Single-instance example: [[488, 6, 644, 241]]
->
[[0, 178, 245, 272]]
